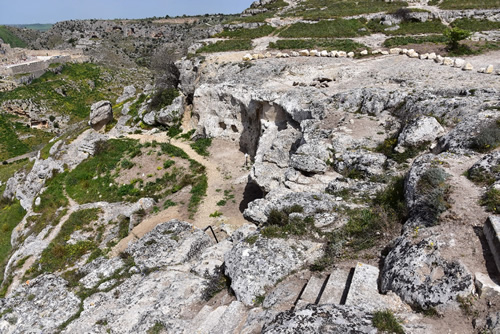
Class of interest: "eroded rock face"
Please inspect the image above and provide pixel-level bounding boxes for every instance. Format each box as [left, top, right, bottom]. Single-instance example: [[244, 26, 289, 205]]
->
[[381, 236, 474, 309], [468, 151, 500, 184], [117, 85, 136, 103], [0, 274, 80, 333], [224, 236, 322, 306], [262, 304, 377, 334], [3, 157, 64, 210], [89, 100, 113, 130], [127, 219, 213, 270]]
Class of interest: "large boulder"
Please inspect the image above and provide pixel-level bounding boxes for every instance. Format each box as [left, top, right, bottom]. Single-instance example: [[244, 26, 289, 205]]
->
[[224, 236, 322, 306], [89, 100, 113, 130], [395, 116, 445, 152], [468, 151, 500, 184], [127, 220, 213, 270], [381, 236, 474, 309], [262, 304, 377, 334]]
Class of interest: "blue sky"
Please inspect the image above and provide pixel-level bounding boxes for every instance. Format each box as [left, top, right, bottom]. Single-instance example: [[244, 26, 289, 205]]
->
[[0, 0, 252, 24]]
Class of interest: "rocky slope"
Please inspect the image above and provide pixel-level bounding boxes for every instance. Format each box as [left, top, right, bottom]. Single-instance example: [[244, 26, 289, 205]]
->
[[1, 0, 500, 333]]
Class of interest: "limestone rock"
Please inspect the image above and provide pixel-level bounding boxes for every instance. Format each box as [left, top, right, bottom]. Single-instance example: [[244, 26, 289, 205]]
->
[[117, 85, 136, 103], [390, 48, 401, 54], [468, 152, 500, 185], [333, 149, 386, 177], [442, 57, 454, 66], [347, 52, 354, 58], [310, 50, 318, 57], [224, 236, 322, 306], [262, 304, 377, 334], [127, 219, 213, 270], [381, 236, 474, 309], [299, 49, 310, 56], [454, 58, 465, 68], [395, 116, 444, 152], [463, 63, 473, 71], [243, 54, 253, 61], [0, 274, 80, 333], [475, 272, 500, 298], [338, 51, 347, 57], [289, 154, 327, 174], [89, 100, 113, 130], [360, 50, 368, 56], [486, 65, 494, 74]]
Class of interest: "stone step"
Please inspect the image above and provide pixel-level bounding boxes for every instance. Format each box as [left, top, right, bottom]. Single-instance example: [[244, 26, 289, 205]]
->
[[295, 276, 326, 309], [190, 305, 228, 334], [344, 262, 380, 311], [318, 268, 351, 305], [208, 301, 248, 334], [344, 262, 407, 312], [484, 216, 500, 273]]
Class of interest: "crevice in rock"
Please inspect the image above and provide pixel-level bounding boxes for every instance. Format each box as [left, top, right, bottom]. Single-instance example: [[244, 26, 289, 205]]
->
[[239, 182, 264, 213], [339, 267, 355, 305]]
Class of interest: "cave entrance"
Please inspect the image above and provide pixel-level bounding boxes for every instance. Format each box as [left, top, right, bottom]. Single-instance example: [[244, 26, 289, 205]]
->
[[239, 182, 264, 213]]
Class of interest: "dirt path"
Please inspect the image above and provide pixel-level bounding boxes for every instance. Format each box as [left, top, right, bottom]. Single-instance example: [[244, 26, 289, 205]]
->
[[110, 132, 249, 256]]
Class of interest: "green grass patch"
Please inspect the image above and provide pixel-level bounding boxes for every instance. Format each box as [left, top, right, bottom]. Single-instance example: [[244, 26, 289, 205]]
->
[[372, 310, 405, 334], [481, 188, 500, 213], [375, 137, 429, 164], [196, 40, 253, 53], [190, 138, 212, 157], [269, 38, 367, 51], [0, 63, 112, 122], [383, 35, 448, 47], [286, 0, 408, 20], [0, 26, 27, 48], [65, 139, 138, 204], [471, 119, 500, 153], [26, 208, 100, 277], [215, 25, 275, 39], [279, 19, 368, 38], [439, 0, 500, 9], [0, 200, 26, 274], [0, 116, 30, 161], [451, 18, 500, 32], [150, 88, 179, 111], [0, 158, 33, 194]]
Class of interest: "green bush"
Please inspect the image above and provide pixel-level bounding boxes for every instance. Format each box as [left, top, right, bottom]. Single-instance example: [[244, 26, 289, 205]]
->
[[444, 27, 472, 51], [471, 121, 500, 152], [481, 188, 500, 213], [372, 310, 405, 334], [416, 167, 451, 225], [0, 26, 27, 48], [385, 20, 447, 36], [201, 265, 231, 301], [0, 200, 26, 275]]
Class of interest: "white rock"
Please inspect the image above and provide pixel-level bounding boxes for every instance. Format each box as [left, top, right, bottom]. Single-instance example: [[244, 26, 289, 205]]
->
[[478, 67, 486, 73], [331, 51, 338, 57], [276, 52, 283, 58], [408, 51, 419, 58], [360, 50, 368, 56], [34, 197, 41, 206], [290, 51, 299, 57], [454, 58, 465, 68], [320, 50, 328, 57], [442, 57, 453, 66], [486, 65, 494, 74], [419, 53, 428, 60], [372, 49, 381, 54], [299, 49, 310, 56], [347, 52, 355, 58], [428, 52, 437, 60], [264, 52, 272, 58], [310, 49, 318, 57], [242, 54, 253, 61], [282, 53, 290, 58], [338, 51, 347, 57], [462, 63, 473, 71], [381, 51, 389, 55], [475, 272, 500, 298], [252, 54, 260, 60], [435, 55, 444, 64], [389, 48, 401, 54], [402, 48, 408, 54]]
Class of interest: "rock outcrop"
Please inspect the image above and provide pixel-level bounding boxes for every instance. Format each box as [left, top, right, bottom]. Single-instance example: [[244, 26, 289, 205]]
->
[[89, 100, 113, 130]]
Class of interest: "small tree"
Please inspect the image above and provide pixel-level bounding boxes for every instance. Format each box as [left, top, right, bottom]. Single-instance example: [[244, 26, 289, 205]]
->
[[444, 27, 471, 51]]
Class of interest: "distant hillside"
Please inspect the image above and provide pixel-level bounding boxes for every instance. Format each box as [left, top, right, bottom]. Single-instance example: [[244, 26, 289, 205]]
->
[[0, 26, 27, 48], [11, 24, 53, 32]]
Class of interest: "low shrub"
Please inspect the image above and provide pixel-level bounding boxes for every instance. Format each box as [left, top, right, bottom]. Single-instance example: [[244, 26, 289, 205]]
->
[[414, 167, 451, 225], [201, 265, 231, 301], [372, 310, 405, 334], [471, 120, 500, 152], [190, 138, 212, 157], [481, 188, 500, 213], [196, 40, 252, 53], [150, 88, 179, 111]]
